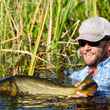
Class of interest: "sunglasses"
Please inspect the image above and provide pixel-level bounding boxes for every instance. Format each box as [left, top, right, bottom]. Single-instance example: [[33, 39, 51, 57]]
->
[[78, 40, 101, 47]]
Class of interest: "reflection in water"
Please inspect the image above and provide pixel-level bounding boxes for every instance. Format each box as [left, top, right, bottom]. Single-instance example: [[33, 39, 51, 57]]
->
[[0, 95, 110, 110]]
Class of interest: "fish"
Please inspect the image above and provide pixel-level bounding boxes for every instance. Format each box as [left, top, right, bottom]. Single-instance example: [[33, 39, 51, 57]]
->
[[0, 74, 97, 98]]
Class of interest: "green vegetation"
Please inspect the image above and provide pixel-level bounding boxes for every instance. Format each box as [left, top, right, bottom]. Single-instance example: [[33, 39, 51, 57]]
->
[[0, 0, 110, 78]]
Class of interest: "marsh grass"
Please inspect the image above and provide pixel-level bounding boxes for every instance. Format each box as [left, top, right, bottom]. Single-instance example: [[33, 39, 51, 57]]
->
[[0, 0, 110, 79]]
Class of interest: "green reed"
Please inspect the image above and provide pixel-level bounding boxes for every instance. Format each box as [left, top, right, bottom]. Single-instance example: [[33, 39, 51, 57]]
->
[[85, 0, 97, 17]]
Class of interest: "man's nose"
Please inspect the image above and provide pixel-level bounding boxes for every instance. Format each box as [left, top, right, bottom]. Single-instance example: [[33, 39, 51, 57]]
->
[[83, 44, 91, 51]]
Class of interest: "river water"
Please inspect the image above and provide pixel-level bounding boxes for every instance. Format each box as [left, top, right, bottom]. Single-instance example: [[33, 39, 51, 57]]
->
[[0, 95, 110, 110]]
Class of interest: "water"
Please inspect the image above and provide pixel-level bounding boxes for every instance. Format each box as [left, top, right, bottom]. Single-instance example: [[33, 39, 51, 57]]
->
[[0, 95, 110, 110]]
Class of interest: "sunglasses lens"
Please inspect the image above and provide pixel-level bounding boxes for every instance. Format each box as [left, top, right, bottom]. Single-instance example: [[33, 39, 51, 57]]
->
[[78, 41, 100, 47], [79, 41, 86, 47], [90, 42, 100, 46]]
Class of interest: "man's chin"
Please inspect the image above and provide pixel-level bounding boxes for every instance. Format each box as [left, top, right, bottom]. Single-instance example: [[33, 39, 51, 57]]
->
[[85, 61, 97, 66], [87, 63, 97, 67]]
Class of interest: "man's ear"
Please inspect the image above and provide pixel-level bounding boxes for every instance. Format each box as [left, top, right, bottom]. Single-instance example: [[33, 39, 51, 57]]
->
[[106, 42, 110, 56], [108, 47, 110, 56]]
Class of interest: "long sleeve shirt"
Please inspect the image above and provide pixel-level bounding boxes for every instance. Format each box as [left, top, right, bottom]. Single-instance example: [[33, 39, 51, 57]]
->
[[69, 57, 110, 96]]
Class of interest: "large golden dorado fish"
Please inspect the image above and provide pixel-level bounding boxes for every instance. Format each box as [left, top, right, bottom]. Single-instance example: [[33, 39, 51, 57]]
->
[[0, 74, 97, 97]]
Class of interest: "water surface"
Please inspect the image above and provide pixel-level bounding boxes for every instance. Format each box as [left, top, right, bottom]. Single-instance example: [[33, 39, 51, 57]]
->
[[0, 95, 110, 110]]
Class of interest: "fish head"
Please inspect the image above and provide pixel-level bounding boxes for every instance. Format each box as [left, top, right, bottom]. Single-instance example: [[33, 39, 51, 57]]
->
[[75, 78, 98, 97]]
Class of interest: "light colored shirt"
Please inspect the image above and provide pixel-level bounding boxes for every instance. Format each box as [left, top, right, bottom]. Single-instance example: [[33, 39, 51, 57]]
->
[[69, 57, 110, 96]]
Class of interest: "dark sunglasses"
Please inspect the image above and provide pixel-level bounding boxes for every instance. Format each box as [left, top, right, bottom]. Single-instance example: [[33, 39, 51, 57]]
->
[[78, 40, 101, 47]]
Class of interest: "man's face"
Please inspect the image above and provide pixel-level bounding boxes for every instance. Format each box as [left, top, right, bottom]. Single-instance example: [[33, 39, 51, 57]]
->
[[79, 40, 107, 66]]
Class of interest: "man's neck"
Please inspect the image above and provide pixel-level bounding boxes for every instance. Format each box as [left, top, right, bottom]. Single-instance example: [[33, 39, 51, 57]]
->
[[88, 66, 97, 75]]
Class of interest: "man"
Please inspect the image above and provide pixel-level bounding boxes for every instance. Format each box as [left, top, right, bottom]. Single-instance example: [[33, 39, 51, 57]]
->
[[69, 16, 110, 97]]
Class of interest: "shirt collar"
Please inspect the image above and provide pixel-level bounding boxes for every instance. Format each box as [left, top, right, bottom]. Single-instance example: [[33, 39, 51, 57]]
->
[[85, 57, 110, 71]]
